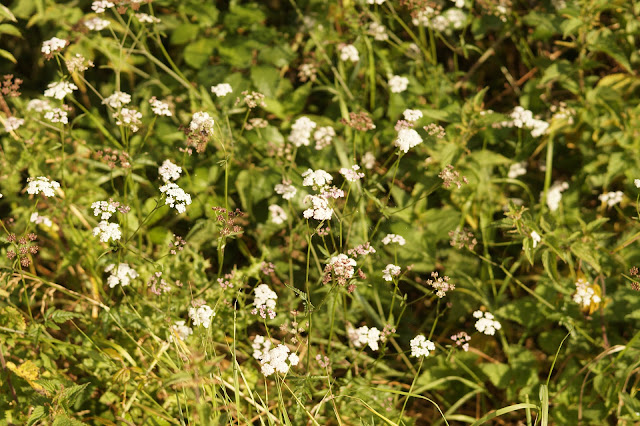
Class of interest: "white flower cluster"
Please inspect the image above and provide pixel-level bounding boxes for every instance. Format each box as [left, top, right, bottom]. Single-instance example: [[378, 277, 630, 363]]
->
[[350, 325, 382, 351], [44, 81, 77, 100], [91, 200, 119, 220], [252, 284, 278, 319], [3, 117, 24, 132], [91, 0, 114, 13], [149, 97, 172, 116], [211, 83, 233, 97], [158, 159, 182, 182], [44, 108, 68, 124], [159, 182, 192, 214], [27, 99, 51, 112], [303, 194, 333, 221], [410, 334, 436, 357], [313, 126, 335, 150], [598, 191, 623, 207], [413, 8, 466, 31], [635, 179, 640, 189], [104, 263, 138, 288], [394, 128, 423, 153], [382, 234, 406, 246], [368, 21, 388, 41], [340, 165, 365, 182], [65, 54, 94, 73], [113, 108, 142, 132], [189, 111, 214, 134], [545, 181, 569, 212], [503, 106, 549, 137], [252, 337, 299, 376], [573, 278, 601, 309], [85, 17, 110, 31], [275, 181, 297, 200], [339, 44, 359, 62], [41, 37, 67, 55], [169, 320, 193, 342], [188, 304, 215, 328], [30, 212, 53, 227], [302, 168, 333, 189], [366, 0, 385, 4], [288, 116, 317, 147], [93, 220, 122, 243], [403, 109, 423, 122], [530, 231, 541, 248], [136, 13, 160, 24], [269, 204, 287, 225], [26, 176, 60, 197], [102, 91, 131, 109], [388, 75, 409, 93], [508, 161, 527, 179], [473, 311, 502, 335], [382, 264, 401, 281], [328, 254, 356, 279]]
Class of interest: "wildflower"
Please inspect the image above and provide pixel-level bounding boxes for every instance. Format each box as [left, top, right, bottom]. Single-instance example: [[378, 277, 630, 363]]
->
[[573, 278, 601, 313], [27, 99, 51, 112], [104, 263, 138, 288], [341, 111, 376, 131], [26, 177, 60, 197], [426, 272, 455, 297], [362, 152, 376, 169], [237, 91, 266, 109], [189, 111, 214, 134], [298, 62, 317, 82], [93, 221, 122, 243], [508, 161, 527, 179], [504, 106, 549, 137], [158, 159, 182, 182], [451, 331, 470, 351], [353, 326, 382, 351], [44, 108, 68, 124], [188, 304, 215, 328], [30, 213, 53, 227], [211, 83, 233, 97], [545, 181, 569, 212], [473, 310, 502, 335], [159, 182, 192, 214], [149, 97, 172, 116], [41, 37, 67, 56], [323, 254, 357, 286], [444, 8, 466, 29], [113, 108, 142, 132], [256, 342, 299, 376], [288, 116, 317, 147], [394, 128, 423, 153], [388, 75, 409, 93], [269, 204, 287, 225], [3, 117, 24, 132], [339, 44, 359, 62], [91, 200, 121, 220], [44, 81, 77, 99], [424, 123, 446, 138], [275, 180, 297, 200], [0, 192, 3, 198], [102, 91, 131, 109], [303, 195, 333, 221], [169, 321, 192, 342], [367, 0, 385, 4], [135, 13, 160, 23], [382, 234, 406, 246], [340, 165, 365, 182], [368, 21, 388, 41], [65, 54, 94, 73], [302, 168, 333, 189], [313, 126, 335, 150], [598, 191, 623, 207], [347, 242, 376, 258], [84, 17, 110, 31], [147, 272, 171, 295], [410, 335, 436, 357], [252, 284, 278, 319], [383, 264, 401, 281], [439, 165, 469, 189], [91, 1, 115, 13], [403, 109, 423, 122], [635, 179, 640, 189], [530, 231, 541, 248], [449, 227, 477, 250]]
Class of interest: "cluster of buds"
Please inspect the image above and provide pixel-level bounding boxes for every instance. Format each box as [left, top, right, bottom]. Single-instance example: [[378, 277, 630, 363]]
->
[[147, 271, 171, 295], [235, 91, 266, 109], [217, 271, 235, 289], [2, 74, 22, 98], [630, 267, 640, 291], [439, 164, 469, 189], [426, 271, 455, 298], [340, 111, 376, 131], [6, 233, 39, 268], [212, 207, 247, 237], [448, 227, 477, 250], [169, 234, 186, 255], [93, 147, 131, 169]]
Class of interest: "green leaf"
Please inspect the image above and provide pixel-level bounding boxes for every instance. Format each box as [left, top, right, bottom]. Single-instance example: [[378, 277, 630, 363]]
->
[[27, 406, 47, 426], [52, 415, 87, 426], [250, 65, 280, 98], [169, 23, 199, 45], [184, 39, 215, 69], [48, 309, 82, 324], [0, 23, 21, 37], [0, 5, 17, 22], [0, 48, 16, 63]]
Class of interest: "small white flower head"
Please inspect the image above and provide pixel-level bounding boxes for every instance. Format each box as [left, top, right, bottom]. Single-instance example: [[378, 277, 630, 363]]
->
[[159, 182, 192, 214], [453, 0, 465, 7], [410, 334, 436, 358], [313, 126, 335, 150], [339, 44, 359, 62], [388, 75, 409, 93], [113, 108, 142, 132], [252, 335, 272, 360], [353, 326, 382, 351], [44, 108, 68, 124], [30, 212, 53, 227], [0, 192, 3, 199], [27, 99, 51, 112], [368, 21, 388, 41], [3, 117, 24, 132], [288, 116, 317, 147], [26, 177, 60, 197], [104, 263, 138, 288], [211, 83, 233, 97], [573, 278, 601, 309], [91, 200, 120, 220], [256, 343, 298, 376], [135, 13, 160, 24], [303, 195, 333, 221], [252, 284, 278, 319], [149, 97, 172, 116], [188, 304, 215, 328], [382, 234, 406, 246], [269, 204, 287, 225], [41, 37, 67, 55], [530, 231, 541, 248], [382, 264, 401, 281], [507, 106, 549, 137], [44, 81, 78, 100], [403, 109, 423, 122], [545, 181, 569, 212], [362, 152, 376, 169], [394, 128, 423, 153], [508, 161, 527, 179], [598, 191, 623, 207], [158, 159, 182, 182], [102, 91, 131, 109], [190, 111, 214, 134], [444, 8, 467, 30], [473, 310, 502, 335], [85, 17, 110, 31], [92, 221, 122, 243], [326, 254, 357, 281], [340, 165, 365, 182], [302, 169, 333, 190], [635, 179, 640, 189], [367, 0, 386, 4], [65, 54, 94, 73], [451, 331, 471, 351], [91, 1, 115, 13], [275, 181, 297, 200], [169, 320, 193, 342]]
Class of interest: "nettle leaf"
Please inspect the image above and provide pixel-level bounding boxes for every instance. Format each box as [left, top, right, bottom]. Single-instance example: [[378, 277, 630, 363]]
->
[[48, 309, 82, 324], [52, 415, 86, 426], [184, 39, 216, 69]]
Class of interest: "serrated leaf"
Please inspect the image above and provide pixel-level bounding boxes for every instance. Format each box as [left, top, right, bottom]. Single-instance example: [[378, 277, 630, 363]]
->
[[27, 406, 47, 426], [49, 309, 82, 324]]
